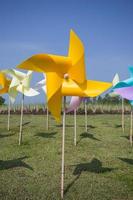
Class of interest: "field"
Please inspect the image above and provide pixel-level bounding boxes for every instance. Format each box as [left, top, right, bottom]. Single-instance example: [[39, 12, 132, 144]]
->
[[0, 114, 133, 200]]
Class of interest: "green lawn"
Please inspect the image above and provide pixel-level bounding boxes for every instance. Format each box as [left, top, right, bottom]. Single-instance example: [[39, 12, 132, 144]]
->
[[0, 114, 133, 200]]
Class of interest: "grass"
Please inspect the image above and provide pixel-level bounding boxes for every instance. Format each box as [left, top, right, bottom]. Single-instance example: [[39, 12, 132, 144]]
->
[[0, 114, 133, 200]]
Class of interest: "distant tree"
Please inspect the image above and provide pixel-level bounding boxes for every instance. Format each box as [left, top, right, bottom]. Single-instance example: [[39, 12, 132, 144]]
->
[[97, 96, 102, 103], [0, 96, 5, 105], [102, 94, 120, 104]]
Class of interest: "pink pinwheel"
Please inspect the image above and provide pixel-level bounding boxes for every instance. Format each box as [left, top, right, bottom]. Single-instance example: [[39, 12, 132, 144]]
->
[[114, 86, 133, 101], [65, 96, 82, 113]]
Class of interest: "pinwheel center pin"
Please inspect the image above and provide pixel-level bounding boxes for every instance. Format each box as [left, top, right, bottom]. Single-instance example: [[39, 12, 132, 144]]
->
[[64, 73, 69, 79]]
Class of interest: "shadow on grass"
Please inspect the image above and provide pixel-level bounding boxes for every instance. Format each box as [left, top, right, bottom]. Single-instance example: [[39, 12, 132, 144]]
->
[[17, 121, 31, 127], [35, 132, 57, 138], [79, 125, 96, 129], [56, 124, 62, 127], [56, 124, 96, 128], [0, 156, 33, 170], [65, 158, 114, 195], [115, 124, 122, 128], [56, 124, 74, 128], [0, 133, 16, 138], [120, 135, 129, 140], [73, 158, 114, 174], [118, 157, 133, 165], [80, 132, 100, 141]]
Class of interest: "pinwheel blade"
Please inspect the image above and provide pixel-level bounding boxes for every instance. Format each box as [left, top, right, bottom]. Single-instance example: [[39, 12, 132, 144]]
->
[[48, 89, 62, 122], [9, 77, 20, 88], [35, 79, 46, 91], [46, 72, 62, 121], [66, 96, 82, 113], [68, 30, 86, 84], [23, 88, 39, 96], [84, 80, 112, 97], [22, 71, 32, 88], [0, 72, 11, 94], [17, 54, 71, 75], [9, 88, 18, 104], [112, 73, 120, 86], [114, 86, 133, 100], [62, 79, 112, 97], [3, 69, 25, 80], [17, 84, 39, 97]]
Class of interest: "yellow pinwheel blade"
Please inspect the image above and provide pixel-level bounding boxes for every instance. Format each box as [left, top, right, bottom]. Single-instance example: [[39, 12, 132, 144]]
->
[[62, 79, 112, 97], [46, 72, 62, 121], [68, 29, 86, 84], [0, 72, 11, 94], [17, 54, 71, 76], [84, 80, 112, 97], [48, 89, 62, 122]]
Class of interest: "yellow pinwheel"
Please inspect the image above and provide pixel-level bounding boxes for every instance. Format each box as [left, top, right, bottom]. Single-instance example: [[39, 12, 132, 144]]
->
[[0, 72, 11, 95], [17, 30, 112, 122]]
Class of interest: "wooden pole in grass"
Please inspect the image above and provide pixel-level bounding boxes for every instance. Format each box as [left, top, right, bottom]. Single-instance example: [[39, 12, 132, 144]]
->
[[19, 94, 24, 145], [7, 96, 11, 131], [61, 96, 66, 199], [46, 105, 49, 131], [74, 109, 77, 146], [122, 98, 124, 133], [85, 100, 87, 132], [130, 107, 133, 147]]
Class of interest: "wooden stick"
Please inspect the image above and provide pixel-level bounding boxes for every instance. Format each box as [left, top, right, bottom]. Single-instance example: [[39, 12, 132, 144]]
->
[[130, 107, 133, 147], [19, 94, 24, 145], [74, 109, 77, 146], [61, 96, 66, 199], [85, 100, 87, 132], [46, 105, 49, 131], [7, 96, 11, 131], [122, 98, 124, 133]]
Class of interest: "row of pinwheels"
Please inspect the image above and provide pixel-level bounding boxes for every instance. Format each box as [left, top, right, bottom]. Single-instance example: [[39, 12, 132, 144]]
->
[[0, 29, 133, 199]]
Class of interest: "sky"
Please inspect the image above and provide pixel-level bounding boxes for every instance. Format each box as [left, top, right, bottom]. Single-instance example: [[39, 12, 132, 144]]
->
[[0, 0, 133, 104]]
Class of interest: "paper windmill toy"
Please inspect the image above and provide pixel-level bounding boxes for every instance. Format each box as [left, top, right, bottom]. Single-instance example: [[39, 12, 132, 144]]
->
[[3, 69, 39, 103], [3, 69, 39, 144], [17, 30, 112, 199], [0, 72, 11, 95], [17, 30, 112, 122]]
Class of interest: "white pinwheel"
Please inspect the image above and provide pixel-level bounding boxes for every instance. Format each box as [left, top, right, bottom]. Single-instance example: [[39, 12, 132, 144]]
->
[[109, 73, 120, 97], [4, 69, 39, 103], [3, 69, 39, 144]]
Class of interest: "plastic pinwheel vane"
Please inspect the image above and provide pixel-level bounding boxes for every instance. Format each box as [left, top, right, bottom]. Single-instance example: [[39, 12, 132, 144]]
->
[[0, 72, 11, 95], [3, 69, 39, 144], [109, 73, 120, 97], [17, 30, 112, 122], [113, 66, 133, 146]]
